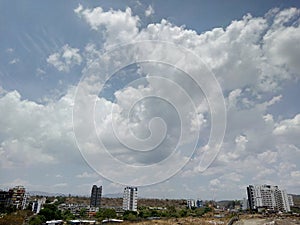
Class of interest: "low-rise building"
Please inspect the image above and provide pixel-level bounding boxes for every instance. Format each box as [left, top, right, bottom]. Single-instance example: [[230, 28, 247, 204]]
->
[[187, 199, 203, 209], [68, 219, 96, 224], [46, 220, 64, 225]]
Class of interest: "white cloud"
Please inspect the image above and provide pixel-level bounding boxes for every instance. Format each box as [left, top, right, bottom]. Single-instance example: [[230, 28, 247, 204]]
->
[[73, 6, 300, 192], [36, 68, 46, 76], [227, 89, 242, 109], [272, 7, 300, 27], [47, 44, 82, 72], [291, 170, 300, 178], [53, 183, 68, 188], [257, 150, 278, 164], [75, 5, 140, 47], [0, 86, 7, 96], [210, 178, 220, 186], [9, 58, 19, 65], [0, 88, 77, 169], [6, 48, 14, 53], [76, 172, 98, 179], [273, 114, 300, 135], [145, 5, 154, 17], [1, 6, 300, 197]]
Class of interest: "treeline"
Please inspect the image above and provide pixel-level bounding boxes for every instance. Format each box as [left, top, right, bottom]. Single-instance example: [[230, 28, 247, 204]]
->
[[26, 204, 212, 224], [137, 205, 212, 219]]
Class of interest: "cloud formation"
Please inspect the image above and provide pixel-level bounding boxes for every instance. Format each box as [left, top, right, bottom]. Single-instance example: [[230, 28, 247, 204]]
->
[[145, 5, 154, 17], [1, 5, 300, 197], [47, 44, 82, 72]]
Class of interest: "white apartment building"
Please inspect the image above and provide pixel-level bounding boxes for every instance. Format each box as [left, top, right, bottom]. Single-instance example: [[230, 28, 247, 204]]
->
[[122, 187, 138, 211], [187, 199, 203, 209], [32, 197, 46, 214], [247, 185, 290, 212]]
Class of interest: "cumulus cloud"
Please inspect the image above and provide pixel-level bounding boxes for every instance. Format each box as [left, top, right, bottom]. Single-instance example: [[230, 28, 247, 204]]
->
[[47, 44, 82, 72], [0, 88, 77, 169], [145, 5, 154, 17], [274, 114, 300, 135], [74, 5, 140, 47], [1, 6, 300, 196]]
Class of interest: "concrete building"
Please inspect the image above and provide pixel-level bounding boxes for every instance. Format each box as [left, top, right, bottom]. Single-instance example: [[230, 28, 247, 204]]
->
[[32, 197, 46, 214], [90, 185, 102, 207], [196, 199, 203, 208], [187, 199, 203, 209], [247, 185, 290, 212], [9, 186, 26, 210], [0, 190, 12, 211], [288, 195, 294, 207], [187, 199, 195, 209], [122, 187, 138, 211]]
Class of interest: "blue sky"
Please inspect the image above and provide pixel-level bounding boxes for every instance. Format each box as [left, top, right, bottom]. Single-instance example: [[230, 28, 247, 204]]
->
[[0, 1, 300, 200], [2, 0, 300, 101]]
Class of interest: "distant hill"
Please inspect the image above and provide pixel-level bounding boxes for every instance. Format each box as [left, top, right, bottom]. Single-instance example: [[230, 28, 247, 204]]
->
[[102, 197, 187, 208], [28, 191, 66, 197], [103, 193, 123, 198]]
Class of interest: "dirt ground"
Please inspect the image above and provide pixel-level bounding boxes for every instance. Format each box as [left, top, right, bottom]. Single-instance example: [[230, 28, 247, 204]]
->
[[122, 217, 227, 225], [120, 217, 300, 225], [234, 217, 300, 225]]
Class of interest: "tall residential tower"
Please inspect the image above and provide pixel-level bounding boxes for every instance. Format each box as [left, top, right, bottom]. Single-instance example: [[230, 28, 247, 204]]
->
[[90, 185, 102, 207], [247, 185, 290, 212], [122, 187, 138, 211]]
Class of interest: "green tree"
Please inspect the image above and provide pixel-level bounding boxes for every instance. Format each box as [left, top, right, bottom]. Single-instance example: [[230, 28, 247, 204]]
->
[[123, 210, 137, 221], [179, 209, 187, 217], [38, 204, 62, 221], [79, 208, 87, 218], [29, 215, 43, 225], [55, 196, 66, 205], [138, 208, 151, 218], [62, 210, 75, 220], [150, 209, 159, 217], [166, 205, 178, 218], [103, 208, 116, 219]]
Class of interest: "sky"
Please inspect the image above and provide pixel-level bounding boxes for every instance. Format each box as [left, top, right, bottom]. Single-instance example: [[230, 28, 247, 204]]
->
[[0, 0, 300, 200]]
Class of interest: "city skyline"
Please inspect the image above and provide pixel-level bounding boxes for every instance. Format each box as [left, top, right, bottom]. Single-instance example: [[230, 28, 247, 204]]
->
[[1, 0, 300, 199]]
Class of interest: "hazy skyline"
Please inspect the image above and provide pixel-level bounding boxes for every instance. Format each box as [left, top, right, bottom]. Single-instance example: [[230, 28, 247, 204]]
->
[[1, 0, 300, 200]]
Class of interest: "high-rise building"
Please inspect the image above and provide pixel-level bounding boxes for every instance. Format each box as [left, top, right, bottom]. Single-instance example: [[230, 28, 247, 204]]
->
[[9, 186, 26, 210], [90, 185, 102, 207], [247, 185, 290, 212], [288, 195, 294, 207], [0, 190, 12, 211], [122, 187, 138, 211]]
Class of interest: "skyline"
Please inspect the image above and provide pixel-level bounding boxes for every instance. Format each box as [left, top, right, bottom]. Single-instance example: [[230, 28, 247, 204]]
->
[[1, 0, 300, 200]]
